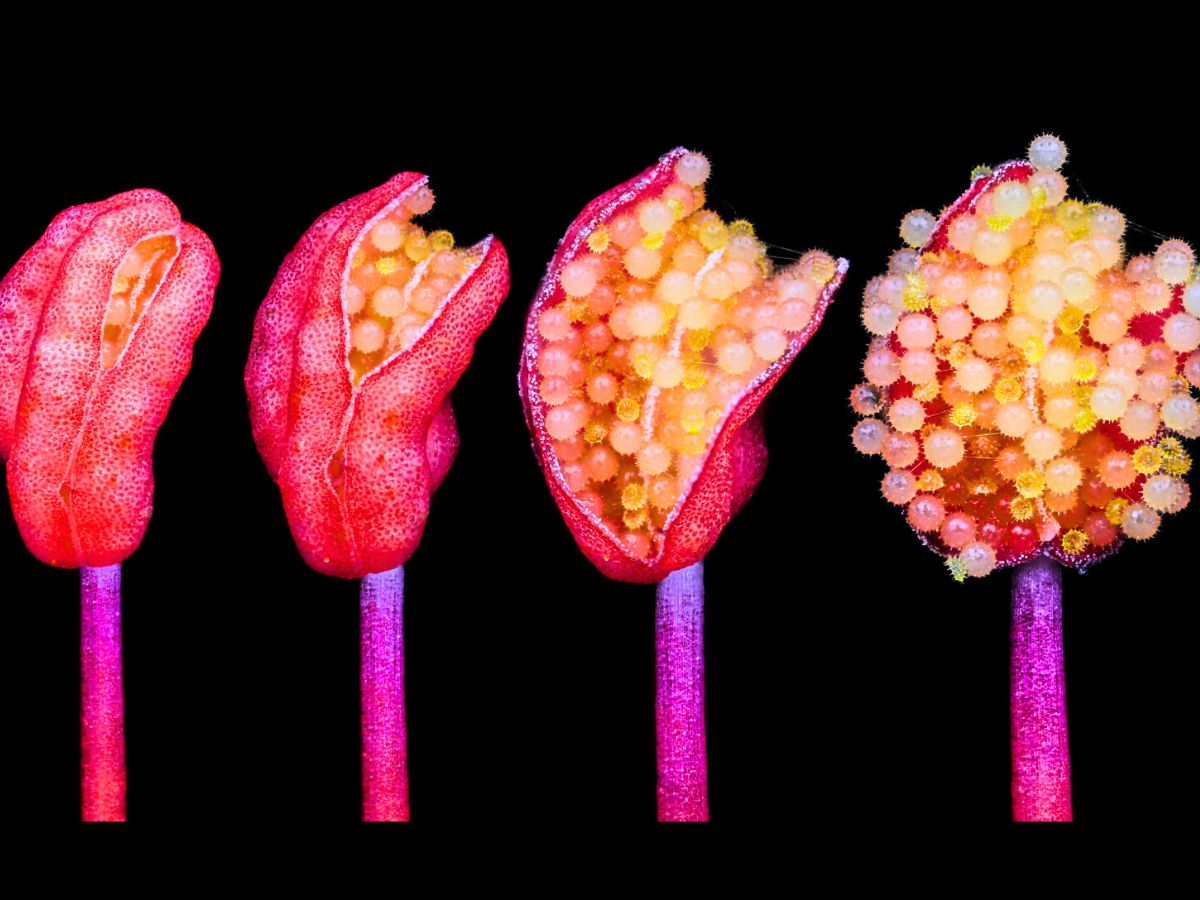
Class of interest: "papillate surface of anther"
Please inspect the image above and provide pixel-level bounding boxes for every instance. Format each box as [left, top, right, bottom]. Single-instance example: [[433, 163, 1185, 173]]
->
[[852, 136, 1199, 580], [0, 190, 219, 567], [521, 148, 846, 583], [246, 173, 510, 578]]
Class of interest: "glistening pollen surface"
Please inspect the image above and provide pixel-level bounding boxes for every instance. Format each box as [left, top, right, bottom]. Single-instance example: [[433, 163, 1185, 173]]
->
[[852, 136, 1198, 580], [522, 148, 845, 582]]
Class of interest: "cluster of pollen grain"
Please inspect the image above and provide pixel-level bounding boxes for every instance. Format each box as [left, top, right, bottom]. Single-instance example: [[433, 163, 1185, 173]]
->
[[852, 134, 1200, 579], [344, 184, 482, 383], [537, 150, 835, 559], [103, 234, 179, 369]]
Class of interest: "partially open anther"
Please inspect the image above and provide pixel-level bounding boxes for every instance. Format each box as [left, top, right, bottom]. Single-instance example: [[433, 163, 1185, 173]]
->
[[344, 185, 486, 384], [521, 147, 845, 821], [527, 151, 841, 566]]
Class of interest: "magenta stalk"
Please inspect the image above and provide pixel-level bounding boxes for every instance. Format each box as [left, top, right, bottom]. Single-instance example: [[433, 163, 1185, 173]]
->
[[1010, 556, 1072, 822], [80, 563, 126, 822], [360, 565, 409, 821], [655, 559, 709, 822]]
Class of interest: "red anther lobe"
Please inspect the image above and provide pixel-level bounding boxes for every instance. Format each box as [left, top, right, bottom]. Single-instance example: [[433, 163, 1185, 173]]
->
[[1, 190, 219, 567]]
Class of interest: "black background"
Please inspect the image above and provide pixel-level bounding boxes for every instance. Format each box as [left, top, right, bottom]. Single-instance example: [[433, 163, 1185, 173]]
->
[[2, 85, 1195, 843]]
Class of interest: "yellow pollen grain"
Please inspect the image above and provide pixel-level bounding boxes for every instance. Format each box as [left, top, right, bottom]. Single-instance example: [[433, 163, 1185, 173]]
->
[[1106, 498, 1129, 525], [1023, 336, 1045, 363], [994, 377, 1023, 404], [587, 227, 610, 253], [946, 558, 969, 582], [623, 508, 649, 530], [1163, 452, 1191, 475], [808, 255, 836, 284], [682, 366, 707, 390], [948, 342, 973, 368], [1062, 530, 1088, 554], [1158, 437, 1183, 460], [622, 482, 647, 510], [1133, 446, 1161, 475], [1012, 244, 1036, 266], [698, 220, 728, 251], [1010, 497, 1035, 520], [950, 404, 977, 427], [1016, 470, 1045, 498], [583, 420, 608, 444], [564, 299, 589, 323], [1072, 410, 1098, 433], [902, 272, 928, 310], [1057, 307, 1085, 334], [1072, 358, 1097, 382]]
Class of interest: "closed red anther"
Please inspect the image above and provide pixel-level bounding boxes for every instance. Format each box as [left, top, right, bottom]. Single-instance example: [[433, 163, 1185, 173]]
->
[[2, 190, 218, 567], [1, 189, 219, 821]]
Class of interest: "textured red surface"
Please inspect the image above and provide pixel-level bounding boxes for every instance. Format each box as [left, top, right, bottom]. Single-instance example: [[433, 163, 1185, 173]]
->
[[0, 191, 219, 567], [520, 149, 846, 583], [246, 173, 509, 578]]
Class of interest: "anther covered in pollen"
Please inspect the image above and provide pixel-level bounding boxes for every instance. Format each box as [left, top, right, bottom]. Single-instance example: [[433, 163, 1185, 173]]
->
[[520, 150, 846, 823], [344, 182, 485, 383], [851, 136, 1199, 579], [524, 148, 843, 565], [103, 234, 179, 369]]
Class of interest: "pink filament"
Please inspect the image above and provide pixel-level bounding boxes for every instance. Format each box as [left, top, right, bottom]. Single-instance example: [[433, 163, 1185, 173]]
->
[[360, 565, 409, 821], [655, 560, 709, 822], [80, 563, 126, 822], [1010, 557, 1073, 822]]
